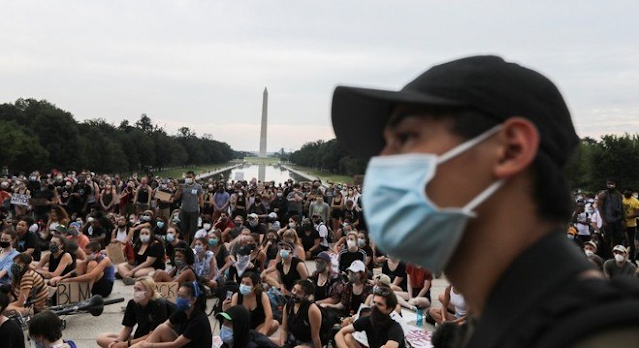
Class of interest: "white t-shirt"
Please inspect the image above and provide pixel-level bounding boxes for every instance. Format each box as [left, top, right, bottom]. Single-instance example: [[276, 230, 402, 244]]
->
[[591, 210, 603, 229], [575, 212, 590, 236]]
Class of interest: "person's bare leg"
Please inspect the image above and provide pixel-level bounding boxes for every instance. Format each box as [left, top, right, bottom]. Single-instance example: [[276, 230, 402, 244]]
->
[[117, 262, 133, 278], [411, 297, 431, 309], [146, 323, 178, 343], [96, 333, 119, 348], [153, 270, 173, 282], [344, 333, 363, 348], [133, 267, 154, 277]]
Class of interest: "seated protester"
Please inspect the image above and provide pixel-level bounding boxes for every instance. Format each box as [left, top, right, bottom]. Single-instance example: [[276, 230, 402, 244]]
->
[[427, 285, 468, 326], [311, 214, 330, 252], [337, 232, 367, 273], [225, 215, 245, 243], [298, 218, 321, 260], [165, 225, 189, 267], [15, 217, 41, 261], [341, 200, 360, 229], [66, 222, 89, 249], [320, 260, 372, 317], [216, 305, 277, 348], [335, 283, 405, 348], [192, 238, 218, 289], [309, 251, 344, 306], [332, 221, 356, 253], [83, 216, 108, 249], [153, 248, 197, 284], [96, 276, 176, 348], [0, 229, 20, 288], [34, 235, 75, 280], [132, 281, 212, 348], [381, 256, 407, 292], [228, 234, 265, 283], [363, 277, 401, 314], [28, 310, 77, 348], [0, 291, 25, 348], [111, 215, 131, 246], [356, 232, 374, 269], [583, 240, 604, 272], [281, 229, 306, 261], [191, 215, 213, 247], [5, 253, 48, 315], [395, 263, 432, 311], [214, 212, 235, 237], [279, 216, 299, 237], [153, 216, 168, 238], [248, 194, 269, 225], [52, 241, 115, 298], [603, 245, 637, 278], [207, 230, 232, 278], [261, 229, 280, 269], [278, 279, 322, 348], [223, 272, 279, 337], [267, 241, 308, 296], [128, 211, 156, 244], [117, 227, 166, 285], [245, 213, 267, 244]]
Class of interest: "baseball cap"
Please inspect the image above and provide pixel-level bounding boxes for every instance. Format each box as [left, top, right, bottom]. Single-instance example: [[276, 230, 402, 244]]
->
[[54, 225, 68, 234], [612, 245, 627, 253], [332, 55, 578, 168], [278, 240, 295, 250], [347, 260, 366, 273], [315, 251, 332, 262], [248, 213, 258, 220], [373, 273, 392, 286], [584, 241, 597, 251], [216, 312, 232, 321]]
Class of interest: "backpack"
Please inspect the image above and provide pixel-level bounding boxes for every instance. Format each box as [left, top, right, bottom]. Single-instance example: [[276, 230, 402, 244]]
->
[[285, 301, 342, 346], [316, 222, 334, 244]]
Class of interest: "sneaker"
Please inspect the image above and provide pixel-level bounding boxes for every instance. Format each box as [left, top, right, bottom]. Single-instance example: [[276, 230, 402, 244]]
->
[[122, 277, 136, 286]]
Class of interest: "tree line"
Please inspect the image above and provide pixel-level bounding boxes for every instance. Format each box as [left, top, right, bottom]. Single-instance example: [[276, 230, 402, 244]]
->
[[290, 134, 639, 192], [0, 98, 234, 175]]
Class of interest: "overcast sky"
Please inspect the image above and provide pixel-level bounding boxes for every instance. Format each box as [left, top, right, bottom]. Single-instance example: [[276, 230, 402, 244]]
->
[[1, 1, 638, 152]]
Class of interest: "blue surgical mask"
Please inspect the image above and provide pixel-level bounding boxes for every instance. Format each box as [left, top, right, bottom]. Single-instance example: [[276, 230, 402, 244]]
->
[[156, 221, 165, 229], [176, 297, 191, 311], [208, 238, 218, 246], [279, 249, 290, 259], [165, 233, 175, 243], [220, 325, 234, 344], [362, 126, 503, 273], [239, 284, 252, 295]]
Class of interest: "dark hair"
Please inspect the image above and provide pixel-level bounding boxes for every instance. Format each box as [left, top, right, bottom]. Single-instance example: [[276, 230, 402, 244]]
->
[[175, 248, 195, 266], [168, 224, 181, 236], [241, 272, 263, 297], [413, 107, 573, 222], [0, 291, 9, 312], [180, 281, 206, 312], [86, 241, 101, 253], [29, 310, 63, 342], [14, 252, 33, 265], [373, 283, 397, 310], [294, 279, 315, 297], [50, 235, 67, 252], [186, 171, 195, 176], [1, 229, 17, 245]]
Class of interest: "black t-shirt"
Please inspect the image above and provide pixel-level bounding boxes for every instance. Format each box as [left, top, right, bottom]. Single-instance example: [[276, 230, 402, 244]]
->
[[246, 222, 267, 235], [382, 261, 407, 291], [0, 317, 25, 348], [353, 316, 405, 348], [134, 240, 166, 270], [31, 188, 55, 214], [298, 229, 320, 251], [338, 249, 366, 273], [214, 245, 229, 270], [122, 299, 174, 338], [169, 310, 212, 348], [68, 183, 90, 210], [17, 231, 40, 261]]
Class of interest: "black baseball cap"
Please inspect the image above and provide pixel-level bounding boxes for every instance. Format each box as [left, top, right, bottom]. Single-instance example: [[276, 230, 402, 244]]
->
[[332, 55, 579, 168]]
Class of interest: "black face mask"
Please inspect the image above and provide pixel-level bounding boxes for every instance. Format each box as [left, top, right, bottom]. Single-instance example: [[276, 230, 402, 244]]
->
[[0, 241, 11, 248], [370, 306, 391, 328]]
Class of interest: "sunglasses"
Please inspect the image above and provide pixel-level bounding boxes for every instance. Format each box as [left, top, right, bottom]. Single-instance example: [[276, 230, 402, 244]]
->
[[372, 286, 391, 297]]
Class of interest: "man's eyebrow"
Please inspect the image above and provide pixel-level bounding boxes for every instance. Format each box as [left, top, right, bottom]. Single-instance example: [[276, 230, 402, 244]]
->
[[387, 113, 416, 128]]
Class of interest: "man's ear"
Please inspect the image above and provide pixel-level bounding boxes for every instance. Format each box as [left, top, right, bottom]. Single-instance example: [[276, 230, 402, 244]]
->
[[493, 117, 539, 179]]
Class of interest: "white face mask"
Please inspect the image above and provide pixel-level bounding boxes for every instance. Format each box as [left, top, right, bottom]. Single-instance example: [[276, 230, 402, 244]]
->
[[347, 240, 357, 249], [584, 250, 594, 257], [185, 178, 193, 185], [614, 254, 625, 263]]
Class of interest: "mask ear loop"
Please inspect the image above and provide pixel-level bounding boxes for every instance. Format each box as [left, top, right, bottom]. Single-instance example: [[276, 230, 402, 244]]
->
[[463, 180, 505, 214], [437, 125, 503, 164]]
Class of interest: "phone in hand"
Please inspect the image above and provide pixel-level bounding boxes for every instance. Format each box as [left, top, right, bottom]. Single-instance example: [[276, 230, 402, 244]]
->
[[226, 291, 233, 300]]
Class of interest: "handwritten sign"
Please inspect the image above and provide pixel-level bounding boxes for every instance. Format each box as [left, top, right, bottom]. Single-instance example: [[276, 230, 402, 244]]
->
[[56, 282, 91, 305], [405, 328, 433, 348], [154, 190, 172, 202], [106, 243, 126, 265], [10, 194, 30, 206], [155, 282, 179, 303]]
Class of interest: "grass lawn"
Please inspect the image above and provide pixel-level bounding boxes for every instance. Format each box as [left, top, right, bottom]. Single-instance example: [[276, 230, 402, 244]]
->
[[242, 156, 282, 165], [154, 162, 234, 179], [286, 164, 354, 185]]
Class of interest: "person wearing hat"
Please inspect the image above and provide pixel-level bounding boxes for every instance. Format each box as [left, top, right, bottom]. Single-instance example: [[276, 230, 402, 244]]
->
[[332, 55, 639, 346], [321, 260, 372, 317], [583, 240, 603, 272], [309, 251, 342, 306], [216, 305, 278, 348], [267, 240, 308, 295], [603, 245, 637, 279]]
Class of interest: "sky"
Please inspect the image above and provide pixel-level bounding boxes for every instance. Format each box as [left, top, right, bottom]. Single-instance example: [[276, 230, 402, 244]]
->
[[1, 1, 638, 152]]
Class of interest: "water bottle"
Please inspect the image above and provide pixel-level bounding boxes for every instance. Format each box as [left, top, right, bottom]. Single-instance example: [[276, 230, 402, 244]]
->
[[416, 307, 423, 327]]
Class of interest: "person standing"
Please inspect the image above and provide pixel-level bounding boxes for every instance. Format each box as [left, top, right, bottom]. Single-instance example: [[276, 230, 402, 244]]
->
[[598, 179, 625, 249], [172, 171, 203, 244], [621, 190, 639, 263], [213, 184, 231, 222], [331, 55, 639, 346]]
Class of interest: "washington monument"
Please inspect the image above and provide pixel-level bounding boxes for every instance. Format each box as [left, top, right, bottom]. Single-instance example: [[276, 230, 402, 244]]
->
[[259, 87, 268, 157]]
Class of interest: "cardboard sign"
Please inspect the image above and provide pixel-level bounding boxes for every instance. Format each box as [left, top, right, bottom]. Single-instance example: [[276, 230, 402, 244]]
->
[[106, 242, 126, 265], [10, 194, 30, 206], [405, 327, 433, 348], [56, 282, 91, 305], [155, 282, 179, 303], [154, 190, 172, 202]]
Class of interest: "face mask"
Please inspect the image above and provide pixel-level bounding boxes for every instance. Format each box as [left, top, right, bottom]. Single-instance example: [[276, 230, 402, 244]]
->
[[141, 215, 151, 222], [280, 249, 290, 259], [614, 254, 625, 263], [133, 290, 147, 303], [156, 221, 165, 229], [140, 235, 151, 243], [315, 262, 327, 273], [248, 220, 258, 227], [239, 284, 252, 295], [347, 273, 358, 283], [347, 240, 357, 249], [220, 325, 234, 345], [371, 305, 391, 328], [203, 223, 212, 231], [277, 192, 283, 197], [165, 233, 175, 243], [174, 259, 186, 268], [292, 295, 304, 303], [87, 253, 97, 261], [567, 234, 575, 240], [234, 221, 242, 227], [10, 263, 23, 277], [288, 222, 296, 228], [194, 245, 204, 254], [238, 192, 243, 197], [49, 243, 60, 253], [220, 217, 228, 223], [362, 125, 504, 273], [33, 339, 45, 348], [584, 250, 594, 257], [357, 238, 366, 247], [184, 178, 193, 185], [176, 297, 191, 311], [0, 241, 10, 249], [208, 238, 218, 246]]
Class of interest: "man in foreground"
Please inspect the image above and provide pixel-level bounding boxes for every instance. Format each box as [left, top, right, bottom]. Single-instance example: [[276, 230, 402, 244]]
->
[[331, 55, 639, 347]]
